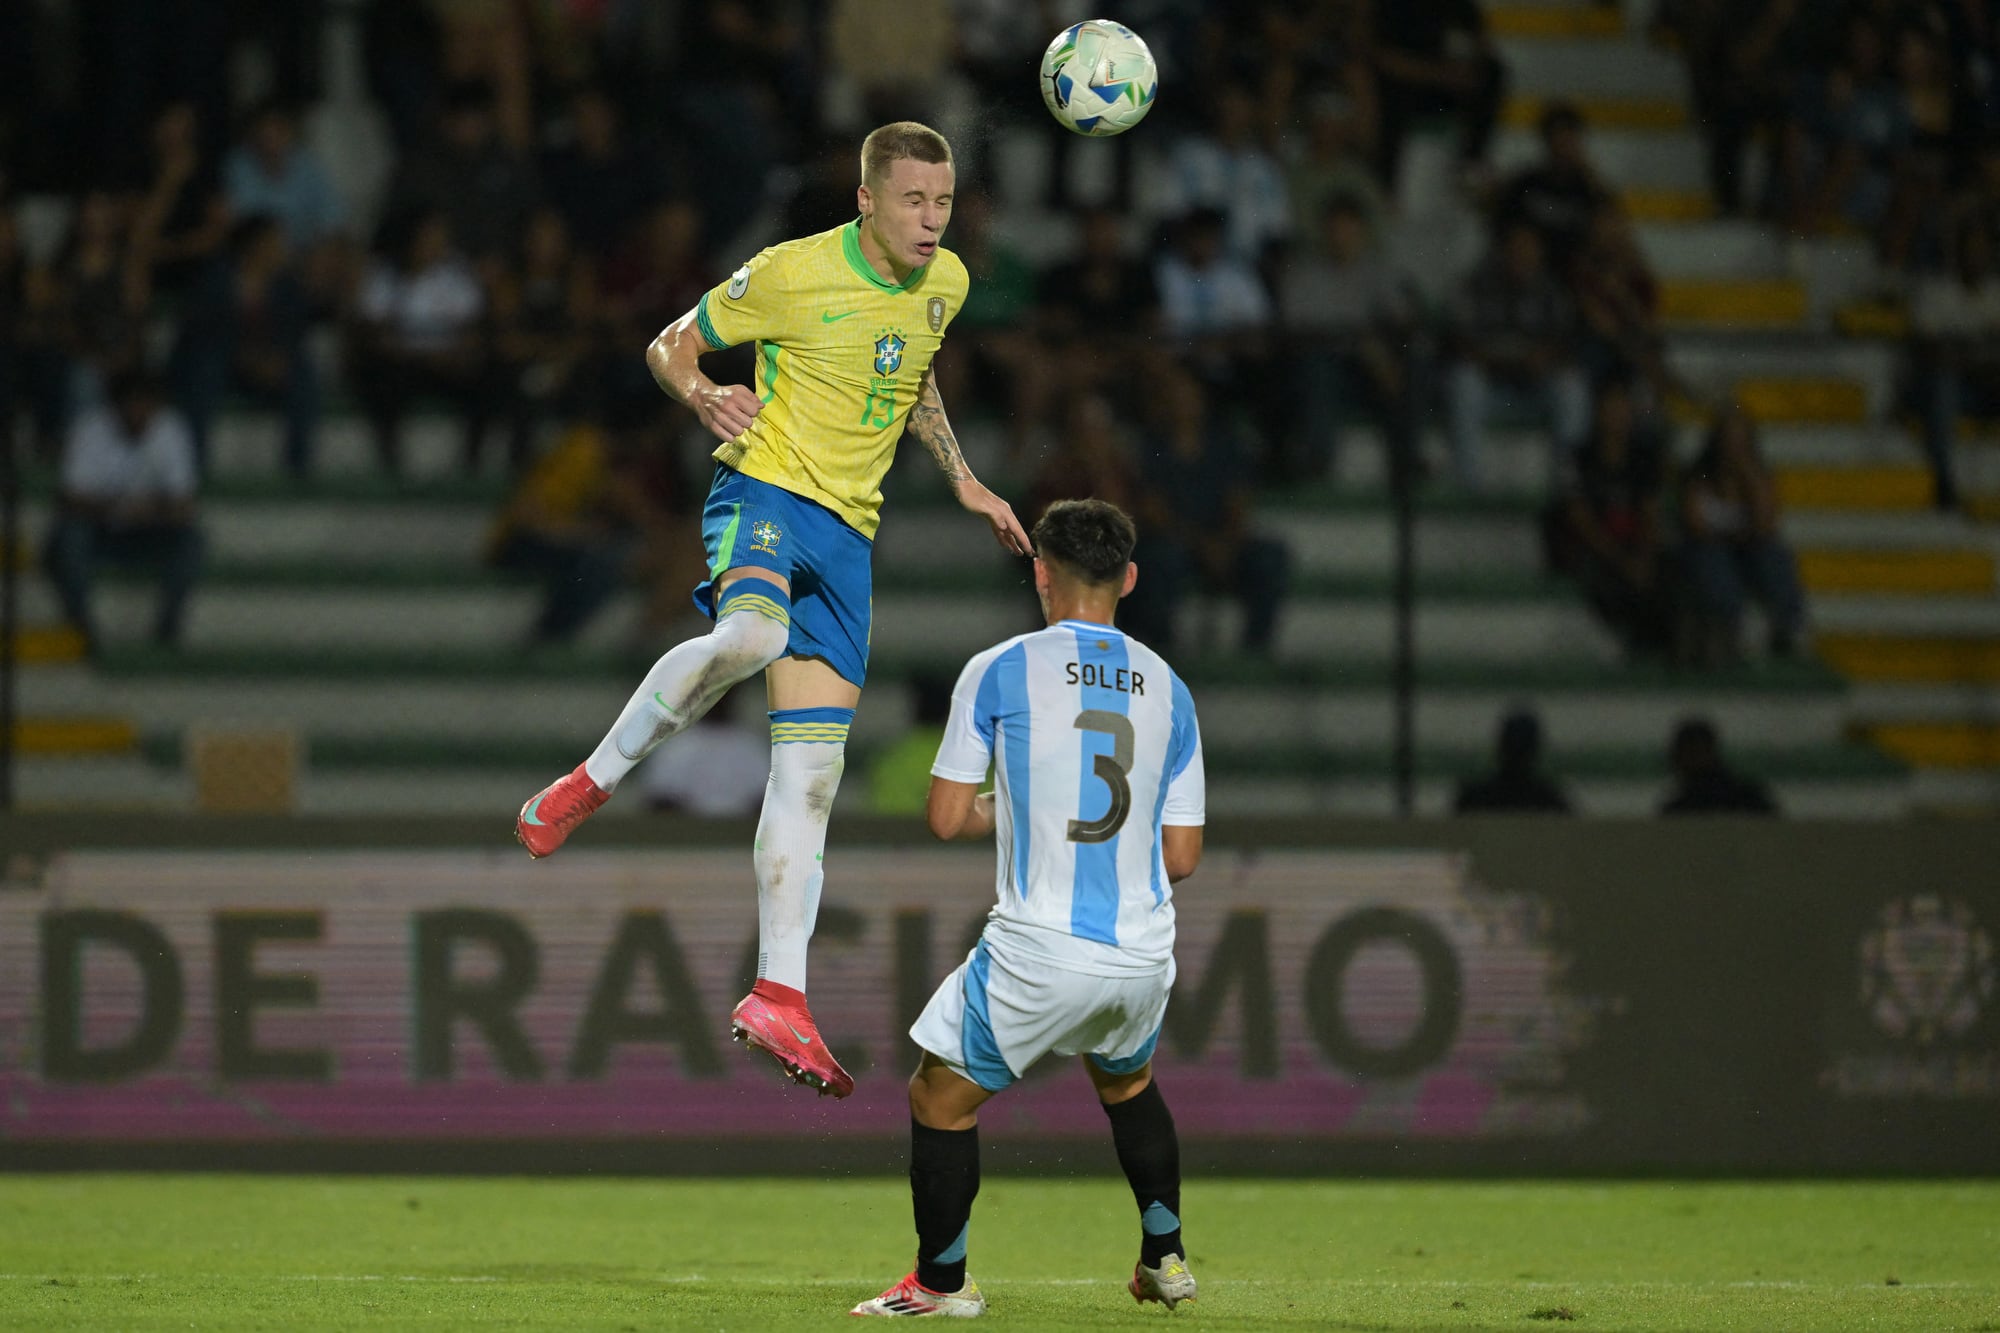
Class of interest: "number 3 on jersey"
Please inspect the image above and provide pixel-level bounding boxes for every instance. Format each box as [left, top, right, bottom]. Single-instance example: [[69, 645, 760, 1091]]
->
[[1068, 710, 1134, 843], [860, 377, 897, 428]]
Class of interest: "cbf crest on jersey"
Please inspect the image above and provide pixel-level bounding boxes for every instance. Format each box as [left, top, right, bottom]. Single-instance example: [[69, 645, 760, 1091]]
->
[[750, 519, 783, 554], [873, 329, 907, 376]]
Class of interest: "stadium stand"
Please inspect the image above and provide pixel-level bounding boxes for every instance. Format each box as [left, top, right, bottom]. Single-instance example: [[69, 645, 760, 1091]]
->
[[8, 0, 1998, 818]]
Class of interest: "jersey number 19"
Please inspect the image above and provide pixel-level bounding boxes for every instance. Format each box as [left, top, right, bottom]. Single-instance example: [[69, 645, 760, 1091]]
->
[[860, 378, 897, 428]]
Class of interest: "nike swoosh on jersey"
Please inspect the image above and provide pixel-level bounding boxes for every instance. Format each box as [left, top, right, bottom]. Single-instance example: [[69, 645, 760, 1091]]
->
[[821, 309, 859, 323]]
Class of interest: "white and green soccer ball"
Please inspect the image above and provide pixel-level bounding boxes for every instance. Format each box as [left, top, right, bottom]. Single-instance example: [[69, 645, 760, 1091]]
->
[[1039, 20, 1158, 137]]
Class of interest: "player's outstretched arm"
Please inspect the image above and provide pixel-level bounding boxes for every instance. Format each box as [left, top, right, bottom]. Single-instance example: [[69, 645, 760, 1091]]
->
[[926, 777, 995, 841], [909, 367, 1033, 556], [646, 309, 761, 443]]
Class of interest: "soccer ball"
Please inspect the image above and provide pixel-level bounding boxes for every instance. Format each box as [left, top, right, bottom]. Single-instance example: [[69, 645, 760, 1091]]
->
[[1039, 20, 1158, 137]]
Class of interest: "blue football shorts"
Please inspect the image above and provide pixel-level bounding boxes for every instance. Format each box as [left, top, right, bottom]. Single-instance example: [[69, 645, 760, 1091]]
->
[[693, 464, 874, 687]]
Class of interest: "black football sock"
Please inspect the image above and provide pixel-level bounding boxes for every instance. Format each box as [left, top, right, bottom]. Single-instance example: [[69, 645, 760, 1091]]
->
[[1102, 1079, 1184, 1266], [910, 1119, 980, 1293]]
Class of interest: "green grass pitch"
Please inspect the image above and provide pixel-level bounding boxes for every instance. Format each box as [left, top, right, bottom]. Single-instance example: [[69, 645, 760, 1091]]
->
[[3, 1176, 1997, 1329]]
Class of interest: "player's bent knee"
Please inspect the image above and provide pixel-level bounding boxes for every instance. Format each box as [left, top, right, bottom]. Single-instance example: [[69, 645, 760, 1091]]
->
[[710, 582, 793, 677], [712, 612, 789, 675]]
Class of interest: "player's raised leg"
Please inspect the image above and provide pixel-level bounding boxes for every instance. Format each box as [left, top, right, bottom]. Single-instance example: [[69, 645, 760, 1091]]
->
[[1089, 1058, 1196, 1309], [513, 570, 790, 858], [852, 1052, 992, 1316], [729, 654, 859, 1095]]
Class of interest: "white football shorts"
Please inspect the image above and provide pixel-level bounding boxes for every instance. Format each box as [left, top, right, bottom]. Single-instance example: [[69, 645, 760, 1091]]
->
[[909, 926, 1175, 1092]]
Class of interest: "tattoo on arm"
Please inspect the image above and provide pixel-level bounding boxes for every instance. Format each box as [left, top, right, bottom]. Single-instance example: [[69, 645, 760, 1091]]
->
[[909, 370, 970, 492]]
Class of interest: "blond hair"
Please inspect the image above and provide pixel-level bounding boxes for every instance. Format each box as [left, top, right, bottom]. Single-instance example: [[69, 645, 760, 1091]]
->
[[860, 121, 953, 188]]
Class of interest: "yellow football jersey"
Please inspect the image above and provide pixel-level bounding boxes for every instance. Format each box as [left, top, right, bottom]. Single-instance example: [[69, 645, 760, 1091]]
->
[[694, 219, 969, 539]]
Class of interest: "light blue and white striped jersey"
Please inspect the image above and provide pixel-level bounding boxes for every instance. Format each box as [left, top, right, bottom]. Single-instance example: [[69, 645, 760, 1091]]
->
[[931, 619, 1204, 975]]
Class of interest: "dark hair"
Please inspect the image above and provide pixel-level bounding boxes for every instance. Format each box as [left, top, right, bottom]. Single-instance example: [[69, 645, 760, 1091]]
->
[[1497, 708, 1543, 769], [245, 97, 298, 132], [445, 80, 496, 116], [1184, 205, 1229, 235], [1033, 499, 1137, 586], [1321, 192, 1367, 225], [228, 213, 284, 258], [1539, 100, 1586, 140], [108, 364, 164, 406], [1671, 716, 1720, 763], [1595, 368, 1638, 401]]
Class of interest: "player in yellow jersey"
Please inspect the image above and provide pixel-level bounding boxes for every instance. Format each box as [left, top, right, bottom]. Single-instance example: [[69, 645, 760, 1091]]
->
[[514, 122, 1030, 1098]]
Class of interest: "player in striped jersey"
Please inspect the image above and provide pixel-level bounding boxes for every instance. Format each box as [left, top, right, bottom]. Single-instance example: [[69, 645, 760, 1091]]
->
[[512, 122, 1031, 1100], [853, 499, 1204, 1318]]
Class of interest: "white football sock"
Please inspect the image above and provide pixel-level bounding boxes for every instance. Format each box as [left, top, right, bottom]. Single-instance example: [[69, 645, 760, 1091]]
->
[[582, 582, 791, 791], [753, 708, 853, 992]]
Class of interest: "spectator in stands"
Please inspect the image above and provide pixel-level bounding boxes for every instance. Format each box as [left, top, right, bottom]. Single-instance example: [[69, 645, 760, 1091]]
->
[[1286, 93, 1389, 252], [621, 416, 705, 652], [1660, 716, 1778, 815], [1912, 211, 2000, 509], [638, 688, 770, 818], [6, 208, 67, 460], [539, 86, 659, 256], [1774, 15, 1912, 239], [485, 397, 662, 645], [383, 81, 537, 264], [1445, 221, 1590, 492], [1670, 0, 1809, 216], [128, 101, 230, 300], [1280, 193, 1421, 483], [1164, 84, 1292, 266], [1454, 708, 1573, 814], [1888, 21, 1967, 270], [599, 199, 709, 355], [347, 209, 492, 476], [1156, 208, 1279, 451], [427, 0, 537, 154], [0, 204, 24, 460], [671, 2, 812, 247], [1266, 1, 1378, 149], [42, 367, 203, 653], [780, 134, 870, 240], [1952, 6, 2000, 135], [1369, 0, 1506, 189], [77, 3, 230, 189], [937, 192, 1048, 455], [1679, 405, 1806, 663], [1124, 366, 1291, 657], [360, 0, 447, 152], [222, 102, 348, 257], [1038, 207, 1161, 384], [1570, 200, 1676, 401], [492, 207, 593, 472], [1029, 392, 1145, 531], [39, 188, 150, 434], [1491, 102, 1611, 273], [170, 215, 320, 479], [1949, 136, 2000, 266], [1549, 375, 1674, 660], [829, 0, 953, 125]]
